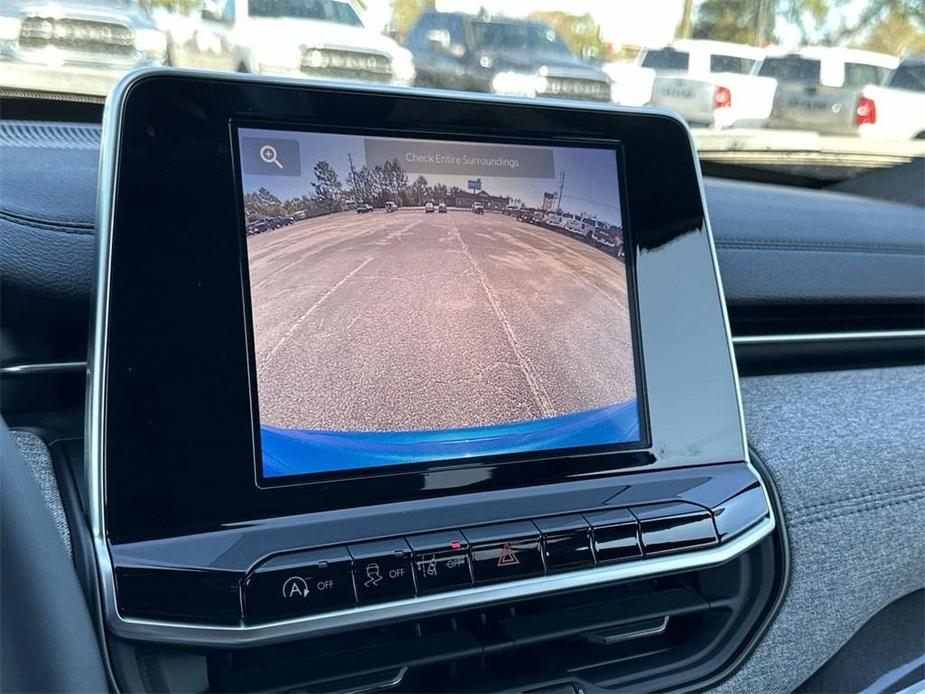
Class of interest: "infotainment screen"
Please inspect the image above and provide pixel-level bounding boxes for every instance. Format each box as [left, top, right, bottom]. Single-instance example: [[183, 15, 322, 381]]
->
[[236, 127, 641, 481]]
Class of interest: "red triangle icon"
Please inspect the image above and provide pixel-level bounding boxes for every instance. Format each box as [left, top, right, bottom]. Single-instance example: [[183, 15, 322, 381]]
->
[[497, 542, 520, 567]]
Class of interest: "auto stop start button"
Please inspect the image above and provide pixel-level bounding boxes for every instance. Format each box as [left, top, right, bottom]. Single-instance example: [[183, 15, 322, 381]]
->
[[244, 546, 355, 623]]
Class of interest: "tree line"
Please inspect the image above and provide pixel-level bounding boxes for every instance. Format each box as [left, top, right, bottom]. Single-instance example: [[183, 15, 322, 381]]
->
[[243, 157, 473, 221]]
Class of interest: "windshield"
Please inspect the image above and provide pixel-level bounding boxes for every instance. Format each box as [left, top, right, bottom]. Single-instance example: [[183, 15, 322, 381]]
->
[[247, 0, 361, 24], [2, 0, 923, 184], [757, 56, 822, 83], [890, 63, 925, 92], [471, 21, 572, 56], [642, 49, 690, 70]]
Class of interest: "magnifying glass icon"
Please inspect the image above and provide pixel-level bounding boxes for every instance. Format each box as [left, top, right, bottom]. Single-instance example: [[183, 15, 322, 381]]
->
[[259, 144, 284, 169]]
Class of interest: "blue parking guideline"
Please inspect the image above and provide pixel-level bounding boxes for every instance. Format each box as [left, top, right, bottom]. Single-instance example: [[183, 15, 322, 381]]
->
[[261, 399, 640, 478]]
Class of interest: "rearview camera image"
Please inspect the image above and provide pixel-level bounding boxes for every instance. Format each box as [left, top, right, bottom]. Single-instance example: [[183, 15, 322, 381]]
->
[[238, 128, 640, 480]]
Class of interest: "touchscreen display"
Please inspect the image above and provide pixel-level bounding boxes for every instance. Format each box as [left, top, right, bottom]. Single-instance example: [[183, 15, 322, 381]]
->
[[237, 128, 641, 481]]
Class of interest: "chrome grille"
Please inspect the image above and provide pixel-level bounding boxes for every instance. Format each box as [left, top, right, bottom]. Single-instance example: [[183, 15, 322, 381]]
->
[[19, 17, 134, 55], [540, 77, 610, 102], [300, 48, 393, 82]]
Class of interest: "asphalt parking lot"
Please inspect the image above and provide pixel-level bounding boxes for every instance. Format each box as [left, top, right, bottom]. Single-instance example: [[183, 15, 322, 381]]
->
[[247, 209, 635, 431]]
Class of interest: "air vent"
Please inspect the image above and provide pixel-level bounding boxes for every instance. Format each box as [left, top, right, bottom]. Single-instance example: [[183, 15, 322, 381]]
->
[[159, 537, 786, 693]]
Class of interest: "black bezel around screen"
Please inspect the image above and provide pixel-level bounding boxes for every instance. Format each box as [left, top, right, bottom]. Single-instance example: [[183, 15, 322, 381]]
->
[[99, 72, 746, 544], [230, 121, 649, 489]]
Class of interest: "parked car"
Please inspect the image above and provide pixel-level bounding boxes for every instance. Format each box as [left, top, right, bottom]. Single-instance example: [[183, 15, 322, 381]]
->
[[592, 223, 624, 257], [761, 47, 898, 135], [517, 207, 537, 222], [405, 11, 612, 102], [858, 56, 925, 141], [356, 204, 373, 214], [642, 41, 771, 128], [606, 40, 762, 113], [530, 210, 547, 225], [472, 202, 484, 215], [0, 0, 168, 96], [544, 210, 564, 229], [438, 202, 447, 213], [424, 200, 435, 213], [503, 204, 520, 216], [168, 0, 415, 85], [385, 201, 398, 212], [565, 215, 596, 238]]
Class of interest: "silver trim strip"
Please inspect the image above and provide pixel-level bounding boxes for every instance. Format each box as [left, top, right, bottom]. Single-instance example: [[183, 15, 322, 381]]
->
[[99, 519, 772, 647], [733, 329, 925, 346], [88, 68, 776, 648], [583, 615, 670, 645], [0, 360, 87, 375]]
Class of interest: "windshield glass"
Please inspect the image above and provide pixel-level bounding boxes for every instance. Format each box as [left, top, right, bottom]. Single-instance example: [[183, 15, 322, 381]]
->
[[757, 56, 822, 83], [471, 21, 572, 56], [642, 49, 690, 70], [890, 63, 925, 92], [2, 0, 923, 183], [247, 0, 361, 23]]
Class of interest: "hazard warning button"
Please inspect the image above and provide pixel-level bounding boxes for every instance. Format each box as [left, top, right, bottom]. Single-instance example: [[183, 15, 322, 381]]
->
[[463, 521, 545, 584]]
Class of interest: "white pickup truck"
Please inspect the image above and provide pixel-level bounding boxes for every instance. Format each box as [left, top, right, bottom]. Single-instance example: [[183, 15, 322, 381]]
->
[[858, 56, 925, 141], [607, 40, 772, 129], [167, 0, 414, 85], [760, 47, 897, 135]]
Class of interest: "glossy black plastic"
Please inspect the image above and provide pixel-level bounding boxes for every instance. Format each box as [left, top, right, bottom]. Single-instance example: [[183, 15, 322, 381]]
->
[[407, 531, 472, 594], [585, 509, 642, 563], [102, 73, 743, 545], [632, 502, 718, 555], [463, 521, 545, 583], [348, 539, 415, 605], [535, 515, 594, 571], [244, 546, 355, 622]]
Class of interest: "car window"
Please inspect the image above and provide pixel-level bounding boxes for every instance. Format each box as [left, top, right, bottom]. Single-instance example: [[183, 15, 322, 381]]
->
[[710, 54, 754, 74], [757, 56, 822, 84], [642, 49, 690, 70], [247, 0, 361, 24], [220, 0, 235, 24], [888, 63, 925, 92], [844, 62, 884, 88], [470, 21, 571, 56]]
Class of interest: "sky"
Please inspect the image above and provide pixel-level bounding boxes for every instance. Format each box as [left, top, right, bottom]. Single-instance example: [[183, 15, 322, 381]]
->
[[240, 127, 624, 225]]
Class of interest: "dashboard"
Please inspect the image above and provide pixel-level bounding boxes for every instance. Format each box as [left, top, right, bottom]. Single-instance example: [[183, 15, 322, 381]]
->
[[0, 71, 922, 694]]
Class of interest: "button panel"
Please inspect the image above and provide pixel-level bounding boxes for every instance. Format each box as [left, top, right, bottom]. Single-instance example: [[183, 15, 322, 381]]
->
[[534, 514, 594, 571], [407, 530, 473, 594], [348, 539, 415, 605], [244, 546, 355, 622], [242, 501, 731, 624], [464, 522, 545, 584], [584, 509, 642, 563], [631, 502, 718, 555]]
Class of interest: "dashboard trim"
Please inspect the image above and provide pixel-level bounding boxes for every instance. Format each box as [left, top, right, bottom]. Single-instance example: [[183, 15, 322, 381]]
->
[[732, 329, 925, 345], [98, 518, 773, 646]]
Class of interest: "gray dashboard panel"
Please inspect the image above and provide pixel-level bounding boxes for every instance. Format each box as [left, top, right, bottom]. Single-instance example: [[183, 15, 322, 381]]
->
[[715, 366, 925, 693]]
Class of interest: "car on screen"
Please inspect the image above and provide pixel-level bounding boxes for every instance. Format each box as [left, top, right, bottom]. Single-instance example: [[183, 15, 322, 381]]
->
[[385, 201, 398, 212], [472, 202, 485, 215], [424, 200, 435, 213], [438, 202, 447, 213], [565, 215, 596, 238], [356, 204, 373, 214]]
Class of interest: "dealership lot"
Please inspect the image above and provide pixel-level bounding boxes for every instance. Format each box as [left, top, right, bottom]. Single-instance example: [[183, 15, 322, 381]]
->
[[248, 209, 635, 432]]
